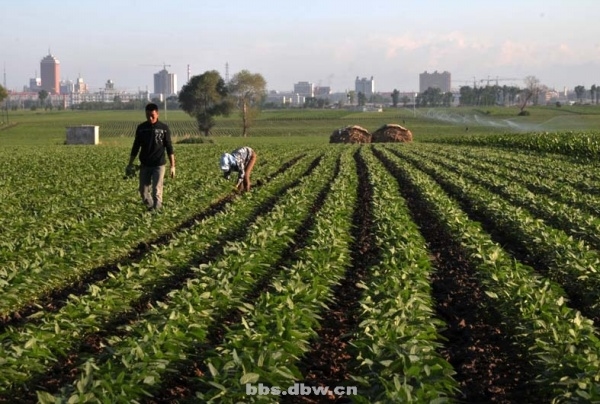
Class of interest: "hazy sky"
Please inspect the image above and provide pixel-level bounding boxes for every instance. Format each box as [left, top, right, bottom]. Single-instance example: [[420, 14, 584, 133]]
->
[[2, 0, 599, 94]]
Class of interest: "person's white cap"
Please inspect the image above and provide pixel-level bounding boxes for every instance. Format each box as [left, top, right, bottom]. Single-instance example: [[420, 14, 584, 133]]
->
[[220, 153, 235, 171]]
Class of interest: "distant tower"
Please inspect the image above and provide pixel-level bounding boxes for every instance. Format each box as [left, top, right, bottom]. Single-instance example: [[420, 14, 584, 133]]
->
[[187, 64, 191, 82], [355, 76, 375, 98], [153, 67, 177, 96], [225, 62, 229, 83], [40, 51, 60, 95], [419, 70, 451, 93]]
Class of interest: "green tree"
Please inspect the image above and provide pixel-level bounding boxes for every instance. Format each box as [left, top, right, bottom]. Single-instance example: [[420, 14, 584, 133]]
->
[[400, 95, 409, 107], [178, 70, 231, 136], [228, 70, 267, 137], [38, 90, 49, 108], [574, 85, 585, 104], [421, 87, 442, 107], [391, 89, 400, 107], [357, 91, 366, 106], [0, 85, 7, 104]]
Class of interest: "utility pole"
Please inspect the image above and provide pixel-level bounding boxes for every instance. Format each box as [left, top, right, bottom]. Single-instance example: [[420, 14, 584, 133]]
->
[[413, 93, 417, 117], [3, 63, 8, 124]]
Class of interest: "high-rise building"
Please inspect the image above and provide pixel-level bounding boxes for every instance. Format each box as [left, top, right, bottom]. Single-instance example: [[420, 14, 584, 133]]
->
[[419, 70, 451, 93], [293, 81, 314, 98], [355, 76, 375, 98], [27, 76, 42, 92], [40, 52, 60, 95], [74, 77, 88, 94], [153, 68, 177, 97]]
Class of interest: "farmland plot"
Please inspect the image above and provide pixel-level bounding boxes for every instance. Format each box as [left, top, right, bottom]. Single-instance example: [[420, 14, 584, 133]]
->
[[1, 136, 600, 403]]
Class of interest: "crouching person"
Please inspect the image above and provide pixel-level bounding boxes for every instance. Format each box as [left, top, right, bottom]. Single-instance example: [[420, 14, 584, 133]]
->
[[220, 146, 257, 192]]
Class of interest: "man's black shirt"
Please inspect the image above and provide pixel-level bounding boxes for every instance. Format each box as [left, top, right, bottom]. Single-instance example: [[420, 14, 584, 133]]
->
[[130, 120, 174, 167]]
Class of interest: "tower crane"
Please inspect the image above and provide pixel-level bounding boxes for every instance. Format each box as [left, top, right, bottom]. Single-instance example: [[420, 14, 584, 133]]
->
[[492, 77, 521, 86], [479, 76, 521, 86], [140, 63, 171, 70]]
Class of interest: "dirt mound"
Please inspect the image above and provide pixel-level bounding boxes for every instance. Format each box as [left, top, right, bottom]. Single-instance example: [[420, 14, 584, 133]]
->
[[330, 125, 372, 144], [372, 124, 413, 143]]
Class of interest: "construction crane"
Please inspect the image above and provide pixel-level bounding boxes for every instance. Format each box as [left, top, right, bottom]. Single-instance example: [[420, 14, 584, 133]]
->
[[140, 63, 171, 71], [479, 75, 521, 86], [453, 78, 478, 89], [492, 76, 521, 86]]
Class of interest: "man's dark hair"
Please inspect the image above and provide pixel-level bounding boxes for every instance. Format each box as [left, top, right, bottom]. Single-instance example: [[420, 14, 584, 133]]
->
[[145, 103, 159, 111]]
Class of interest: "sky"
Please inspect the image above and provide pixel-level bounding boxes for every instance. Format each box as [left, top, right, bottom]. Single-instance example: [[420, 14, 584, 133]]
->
[[2, 0, 599, 94]]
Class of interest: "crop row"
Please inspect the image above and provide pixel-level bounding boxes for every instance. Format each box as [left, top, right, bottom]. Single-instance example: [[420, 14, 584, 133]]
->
[[393, 145, 600, 323], [422, 144, 600, 212], [376, 145, 600, 401], [424, 131, 600, 160], [1, 140, 600, 402], [32, 149, 339, 402], [0, 145, 315, 319]]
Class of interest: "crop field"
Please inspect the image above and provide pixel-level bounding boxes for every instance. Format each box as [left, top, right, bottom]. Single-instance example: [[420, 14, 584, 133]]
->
[[1, 107, 600, 403]]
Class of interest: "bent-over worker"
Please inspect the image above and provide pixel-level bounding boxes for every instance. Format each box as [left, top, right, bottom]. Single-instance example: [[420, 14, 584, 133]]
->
[[220, 146, 257, 192]]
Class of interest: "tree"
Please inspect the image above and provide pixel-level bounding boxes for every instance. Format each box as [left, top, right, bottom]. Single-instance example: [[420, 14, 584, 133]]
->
[[357, 92, 366, 106], [228, 70, 267, 137], [347, 90, 356, 105], [0, 85, 7, 104], [574, 85, 585, 104], [518, 76, 540, 114], [391, 89, 400, 107], [178, 70, 231, 136], [38, 90, 49, 108]]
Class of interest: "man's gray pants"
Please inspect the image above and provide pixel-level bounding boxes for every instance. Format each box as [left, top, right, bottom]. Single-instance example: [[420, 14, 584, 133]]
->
[[139, 165, 165, 210]]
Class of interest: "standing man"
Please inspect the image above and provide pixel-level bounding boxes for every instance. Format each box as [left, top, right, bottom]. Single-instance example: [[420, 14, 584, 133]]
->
[[220, 146, 257, 192], [127, 102, 175, 211]]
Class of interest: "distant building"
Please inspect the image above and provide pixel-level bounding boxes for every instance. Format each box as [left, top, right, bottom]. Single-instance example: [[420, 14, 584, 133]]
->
[[315, 86, 331, 98], [40, 52, 60, 95], [355, 76, 375, 98], [153, 68, 177, 97], [74, 77, 88, 94], [25, 76, 41, 93], [419, 70, 451, 93], [59, 79, 74, 95], [293, 81, 314, 98]]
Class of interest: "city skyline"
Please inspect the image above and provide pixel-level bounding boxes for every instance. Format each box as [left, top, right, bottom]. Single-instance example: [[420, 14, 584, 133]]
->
[[2, 0, 600, 94]]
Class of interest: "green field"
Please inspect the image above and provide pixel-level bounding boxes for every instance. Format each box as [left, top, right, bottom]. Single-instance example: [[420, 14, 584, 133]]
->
[[1, 106, 600, 403], [4, 104, 600, 146]]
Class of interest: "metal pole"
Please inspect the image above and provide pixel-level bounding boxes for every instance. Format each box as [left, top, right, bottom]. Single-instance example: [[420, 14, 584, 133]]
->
[[413, 93, 416, 117]]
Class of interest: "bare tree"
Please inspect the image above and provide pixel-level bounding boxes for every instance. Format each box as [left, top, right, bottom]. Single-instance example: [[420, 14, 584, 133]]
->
[[518, 75, 540, 114], [228, 70, 267, 137]]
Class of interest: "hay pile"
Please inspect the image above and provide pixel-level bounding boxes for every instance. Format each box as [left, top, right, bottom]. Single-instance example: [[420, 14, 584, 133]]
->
[[372, 124, 413, 143], [330, 125, 372, 144]]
